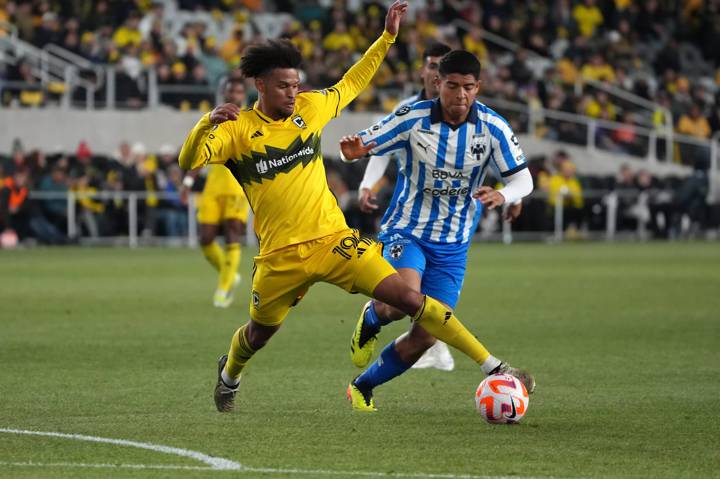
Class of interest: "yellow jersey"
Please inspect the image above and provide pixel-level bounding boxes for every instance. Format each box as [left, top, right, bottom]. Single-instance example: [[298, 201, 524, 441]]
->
[[203, 164, 246, 197], [179, 31, 396, 254]]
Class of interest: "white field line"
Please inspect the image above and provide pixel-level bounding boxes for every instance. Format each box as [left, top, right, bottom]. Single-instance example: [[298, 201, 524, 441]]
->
[[0, 428, 241, 470], [0, 428, 558, 479], [0, 461, 216, 471], [0, 462, 551, 479]]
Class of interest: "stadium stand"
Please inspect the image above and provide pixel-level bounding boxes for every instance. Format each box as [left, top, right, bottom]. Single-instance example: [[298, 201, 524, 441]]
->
[[1, 0, 719, 245]]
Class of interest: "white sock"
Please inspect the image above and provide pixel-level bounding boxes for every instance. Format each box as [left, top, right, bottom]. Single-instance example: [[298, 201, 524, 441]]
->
[[221, 369, 240, 388], [480, 355, 502, 375]]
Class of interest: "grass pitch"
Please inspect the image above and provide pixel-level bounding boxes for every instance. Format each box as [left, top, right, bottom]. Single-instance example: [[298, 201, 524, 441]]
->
[[0, 242, 718, 479]]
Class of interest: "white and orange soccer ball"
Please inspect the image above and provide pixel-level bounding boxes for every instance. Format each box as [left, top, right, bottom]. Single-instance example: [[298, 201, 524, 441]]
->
[[475, 373, 529, 424]]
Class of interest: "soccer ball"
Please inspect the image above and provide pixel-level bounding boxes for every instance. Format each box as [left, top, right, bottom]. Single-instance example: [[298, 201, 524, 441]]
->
[[475, 373, 529, 424]]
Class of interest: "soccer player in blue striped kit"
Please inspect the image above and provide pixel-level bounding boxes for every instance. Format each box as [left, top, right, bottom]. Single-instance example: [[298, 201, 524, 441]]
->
[[341, 50, 535, 411]]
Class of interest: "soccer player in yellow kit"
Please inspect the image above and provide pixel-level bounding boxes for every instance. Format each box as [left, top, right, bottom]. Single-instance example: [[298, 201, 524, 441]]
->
[[182, 78, 249, 308], [178, 0, 534, 413]]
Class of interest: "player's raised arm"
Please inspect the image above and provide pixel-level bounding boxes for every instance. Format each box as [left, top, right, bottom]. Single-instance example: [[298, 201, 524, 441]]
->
[[311, 1, 407, 121], [178, 103, 239, 170]]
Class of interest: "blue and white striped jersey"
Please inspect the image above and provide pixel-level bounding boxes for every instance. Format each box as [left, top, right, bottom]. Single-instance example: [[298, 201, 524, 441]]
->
[[359, 99, 527, 244]]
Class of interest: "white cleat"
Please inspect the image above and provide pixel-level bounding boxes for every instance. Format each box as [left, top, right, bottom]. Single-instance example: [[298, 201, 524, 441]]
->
[[412, 341, 455, 371], [212, 274, 241, 308]]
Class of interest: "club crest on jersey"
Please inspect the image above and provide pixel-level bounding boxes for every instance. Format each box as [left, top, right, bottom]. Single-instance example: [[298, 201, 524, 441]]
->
[[470, 134, 486, 157], [292, 115, 307, 129], [389, 243, 404, 259]]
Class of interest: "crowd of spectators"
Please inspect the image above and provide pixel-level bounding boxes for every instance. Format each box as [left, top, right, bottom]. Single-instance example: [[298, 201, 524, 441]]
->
[[0, 139, 191, 244], [2, 1, 720, 245], [1, 138, 718, 246], [2, 0, 720, 166]]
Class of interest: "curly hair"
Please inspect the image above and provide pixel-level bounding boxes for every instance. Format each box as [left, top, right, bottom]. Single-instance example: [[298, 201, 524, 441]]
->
[[240, 39, 303, 78]]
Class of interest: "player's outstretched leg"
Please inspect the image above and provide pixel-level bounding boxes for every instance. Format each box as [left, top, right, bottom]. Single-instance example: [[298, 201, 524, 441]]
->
[[350, 268, 420, 368], [214, 219, 244, 308], [369, 274, 535, 396], [348, 322, 436, 411], [349, 300, 404, 368], [214, 320, 279, 412]]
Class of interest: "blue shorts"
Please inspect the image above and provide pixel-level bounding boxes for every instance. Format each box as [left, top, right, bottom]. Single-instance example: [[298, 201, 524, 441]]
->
[[378, 230, 469, 309]]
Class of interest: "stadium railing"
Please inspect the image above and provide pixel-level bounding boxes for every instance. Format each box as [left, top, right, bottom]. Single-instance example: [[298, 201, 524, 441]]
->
[[482, 96, 718, 188], [24, 188, 708, 247]]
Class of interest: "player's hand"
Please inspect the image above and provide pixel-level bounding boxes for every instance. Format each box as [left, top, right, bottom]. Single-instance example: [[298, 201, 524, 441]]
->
[[209, 103, 241, 124], [358, 188, 379, 213], [340, 135, 376, 161], [504, 201, 522, 222], [473, 186, 505, 210], [384, 1, 408, 36]]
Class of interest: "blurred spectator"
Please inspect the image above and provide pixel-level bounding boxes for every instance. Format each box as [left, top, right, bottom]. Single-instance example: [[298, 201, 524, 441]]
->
[[676, 102, 711, 167], [677, 103, 711, 140], [572, 0, 603, 38], [1, 167, 66, 244], [547, 151, 584, 232], [581, 53, 616, 83], [112, 12, 142, 49], [159, 165, 187, 237], [72, 174, 104, 237], [38, 164, 69, 232]]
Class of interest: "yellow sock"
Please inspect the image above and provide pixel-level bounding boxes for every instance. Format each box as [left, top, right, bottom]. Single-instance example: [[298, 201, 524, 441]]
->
[[225, 324, 256, 380], [413, 295, 500, 372], [218, 243, 241, 292], [201, 241, 225, 272]]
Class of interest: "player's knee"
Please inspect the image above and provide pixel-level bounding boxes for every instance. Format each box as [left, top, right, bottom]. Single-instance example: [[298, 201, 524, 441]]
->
[[246, 321, 279, 350], [398, 289, 424, 316], [199, 232, 214, 246], [225, 221, 243, 244]]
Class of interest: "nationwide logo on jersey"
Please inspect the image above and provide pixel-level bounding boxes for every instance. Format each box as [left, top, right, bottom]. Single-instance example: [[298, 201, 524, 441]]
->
[[225, 134, 321, 185]]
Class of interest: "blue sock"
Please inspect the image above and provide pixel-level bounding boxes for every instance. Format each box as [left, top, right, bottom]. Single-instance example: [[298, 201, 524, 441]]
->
[[354, 341, 412, 392], [364, 301, 391, 335]]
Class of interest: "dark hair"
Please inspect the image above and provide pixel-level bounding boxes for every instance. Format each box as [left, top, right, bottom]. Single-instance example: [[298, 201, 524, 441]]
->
[[438, 50, 481, 80], [224, 77, 245, 91], [240, 40, 303, 78], [423, 42, 451, 59]]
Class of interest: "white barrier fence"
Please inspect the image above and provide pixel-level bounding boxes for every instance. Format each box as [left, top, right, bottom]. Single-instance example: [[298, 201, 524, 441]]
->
[[22, 188, 709, 247]]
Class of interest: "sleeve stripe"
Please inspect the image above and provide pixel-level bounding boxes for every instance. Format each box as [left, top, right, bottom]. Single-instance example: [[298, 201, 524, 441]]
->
[[500, 162, 528, 177], [367, 117, 421, 150], [363, 116, 422, 146], [205, 144, 212, 162], [328, 87, 340, 118], [487, 123, 517, 170], [375, 141, 409, 156]]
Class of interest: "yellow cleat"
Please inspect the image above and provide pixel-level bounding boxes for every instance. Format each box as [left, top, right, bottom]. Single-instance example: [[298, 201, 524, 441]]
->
[[346, 382, 377, 412], [350, 301, 377, 368]]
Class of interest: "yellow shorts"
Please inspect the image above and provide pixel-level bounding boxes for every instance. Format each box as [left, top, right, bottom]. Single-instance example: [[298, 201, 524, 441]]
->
[[249, 229, 397, 326], [197, 193, 249, 224]]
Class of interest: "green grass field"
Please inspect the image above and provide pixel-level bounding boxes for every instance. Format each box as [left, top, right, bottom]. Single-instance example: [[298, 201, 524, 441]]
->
[[1, 242, 718, 479]]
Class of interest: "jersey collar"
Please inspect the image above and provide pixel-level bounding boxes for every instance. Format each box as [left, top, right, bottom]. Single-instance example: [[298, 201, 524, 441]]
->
[[430, 99, 479, 126], [252, 101, 294, 124]]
